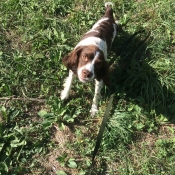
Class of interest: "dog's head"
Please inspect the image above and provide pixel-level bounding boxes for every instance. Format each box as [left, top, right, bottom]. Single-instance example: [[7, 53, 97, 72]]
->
[[62, 45, 109, 86]]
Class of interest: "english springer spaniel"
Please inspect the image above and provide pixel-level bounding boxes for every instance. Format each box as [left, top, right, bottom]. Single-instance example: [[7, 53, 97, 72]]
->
[[61, 2, 117, 116]]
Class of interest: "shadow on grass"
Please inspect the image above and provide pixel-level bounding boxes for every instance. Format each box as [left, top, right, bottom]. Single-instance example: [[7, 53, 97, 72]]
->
[[108, 27, 175, 122], [83, 26, 175, 175]]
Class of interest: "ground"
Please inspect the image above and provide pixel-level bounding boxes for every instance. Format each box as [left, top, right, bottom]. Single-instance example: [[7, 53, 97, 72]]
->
[[0, 0, 175, 174]]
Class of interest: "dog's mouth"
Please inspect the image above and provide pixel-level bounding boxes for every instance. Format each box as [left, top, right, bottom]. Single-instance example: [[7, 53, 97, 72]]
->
[[78, 75, 93, 83]]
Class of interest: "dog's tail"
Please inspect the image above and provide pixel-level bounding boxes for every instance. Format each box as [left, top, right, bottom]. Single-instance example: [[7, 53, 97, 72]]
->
[[104, 2, 114, 19], [105, 2, 113, 8]]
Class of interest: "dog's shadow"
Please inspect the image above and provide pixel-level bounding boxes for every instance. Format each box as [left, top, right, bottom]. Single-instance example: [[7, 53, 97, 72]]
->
[[106, 27, 175, 122]]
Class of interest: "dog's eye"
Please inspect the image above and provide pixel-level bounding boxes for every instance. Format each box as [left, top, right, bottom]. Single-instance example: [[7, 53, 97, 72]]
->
[[82, 55, 88, 62], [95, 61, 103, 68]]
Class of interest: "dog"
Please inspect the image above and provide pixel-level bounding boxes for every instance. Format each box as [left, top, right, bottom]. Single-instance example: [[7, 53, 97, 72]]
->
[[61, 2, 117, 116]]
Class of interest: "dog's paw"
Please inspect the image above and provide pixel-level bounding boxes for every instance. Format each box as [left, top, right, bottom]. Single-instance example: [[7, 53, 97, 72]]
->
[[60, 90, 69, 100], [90, 104, 98, 116]]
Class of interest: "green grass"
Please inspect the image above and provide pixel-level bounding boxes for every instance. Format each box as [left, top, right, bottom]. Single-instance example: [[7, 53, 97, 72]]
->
[[0, 0, 175, 174]]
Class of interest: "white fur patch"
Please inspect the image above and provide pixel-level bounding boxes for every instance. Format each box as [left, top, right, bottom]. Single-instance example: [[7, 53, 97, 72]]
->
[[85, 29, 99, 34], [105, 2, 113, 8], [75, 37, 107, 60], [60, 70, 74, 100], [92, 17, 109, 29], [90, 79, 104, 116], [112, 23, 117, 41], [77, 51, 100, 82], [84, 51, 99, 72]]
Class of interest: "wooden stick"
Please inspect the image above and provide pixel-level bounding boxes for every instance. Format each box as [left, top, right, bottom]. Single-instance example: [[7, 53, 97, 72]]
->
[[0, 96, 46, 103]]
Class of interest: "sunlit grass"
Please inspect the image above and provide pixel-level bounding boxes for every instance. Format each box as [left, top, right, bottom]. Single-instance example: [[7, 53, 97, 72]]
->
[[0, 0, 175, 174]]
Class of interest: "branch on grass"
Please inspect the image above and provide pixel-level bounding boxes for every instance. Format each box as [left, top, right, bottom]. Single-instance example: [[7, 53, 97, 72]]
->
[[0, 96, 46, 103]]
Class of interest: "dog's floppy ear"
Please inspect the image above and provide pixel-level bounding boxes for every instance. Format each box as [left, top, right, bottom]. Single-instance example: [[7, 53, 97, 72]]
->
[[62, 46, 83, 74], [95, 60, 110, 87]]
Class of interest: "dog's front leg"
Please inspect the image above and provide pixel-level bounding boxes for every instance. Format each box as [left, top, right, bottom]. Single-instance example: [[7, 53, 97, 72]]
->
[[90, 79, 103, 116], [61, 70, 74, 100]]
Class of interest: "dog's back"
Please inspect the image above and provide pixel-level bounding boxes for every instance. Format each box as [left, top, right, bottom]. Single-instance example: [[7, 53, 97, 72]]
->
[[81, 3, 116, 51]]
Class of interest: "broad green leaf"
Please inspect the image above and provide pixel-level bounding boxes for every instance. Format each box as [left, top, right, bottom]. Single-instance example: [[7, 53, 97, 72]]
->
[[79, 170, 86, 175], [53, 28, 58, 38], [11, 110, 20, 119], [10, 139, 26, 148], [38, 110, 48, 117], [0, 106, 7, 119], [67, 158, 77, 168], [128, 106, 133, 111], [0, 143, 5, 152], [57, 170, 67, 175], [136, 123, 145, 130], [61, 32, 67, 43], [0, 162, 8, 172]]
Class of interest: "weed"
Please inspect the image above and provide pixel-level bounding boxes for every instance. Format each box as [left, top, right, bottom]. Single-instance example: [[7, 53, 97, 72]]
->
[[0, 0, 175, 174]]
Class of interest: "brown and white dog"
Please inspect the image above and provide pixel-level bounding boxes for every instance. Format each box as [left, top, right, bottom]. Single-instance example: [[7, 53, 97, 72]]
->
[[61, 2, 117, 116]]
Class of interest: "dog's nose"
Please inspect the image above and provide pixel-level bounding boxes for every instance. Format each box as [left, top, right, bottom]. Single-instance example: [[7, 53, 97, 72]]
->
[[82, 69, 93, 78]]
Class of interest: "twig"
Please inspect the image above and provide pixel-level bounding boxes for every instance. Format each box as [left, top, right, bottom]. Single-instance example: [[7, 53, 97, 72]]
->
[[160, 122, 175, 125], [0, 96, 46, 103]]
